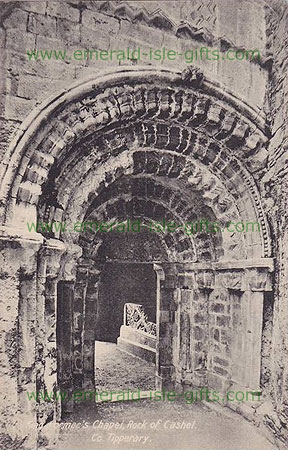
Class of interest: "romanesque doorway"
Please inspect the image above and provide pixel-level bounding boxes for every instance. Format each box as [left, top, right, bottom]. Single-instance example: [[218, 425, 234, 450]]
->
[[0, 67, 273, 445]]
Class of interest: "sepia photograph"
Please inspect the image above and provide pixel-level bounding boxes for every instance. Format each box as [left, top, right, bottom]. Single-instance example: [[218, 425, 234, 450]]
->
[[0, 0, 287, 449]]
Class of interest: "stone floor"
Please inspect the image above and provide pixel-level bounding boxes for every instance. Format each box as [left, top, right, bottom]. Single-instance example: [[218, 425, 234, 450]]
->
[[57, 399, 277, 450], [55, 342, 278, 449], [94, 340, 155, 391]]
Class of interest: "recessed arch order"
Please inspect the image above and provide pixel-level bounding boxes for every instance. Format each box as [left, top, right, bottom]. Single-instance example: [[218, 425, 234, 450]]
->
[[0, 65, 271, 260]]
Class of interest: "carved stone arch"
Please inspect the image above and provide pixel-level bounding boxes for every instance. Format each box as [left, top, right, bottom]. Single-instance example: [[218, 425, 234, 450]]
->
[[0, 71, 266, 196], [0, 67, 275, 443], [0, 67, 271, 261], [82, 217, 177, 262], [44, 150, 264, 260], [79, 212, 199, 263]]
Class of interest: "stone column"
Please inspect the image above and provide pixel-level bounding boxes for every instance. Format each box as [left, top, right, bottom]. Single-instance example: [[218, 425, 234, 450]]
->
[[243, 268, 272, 391], [214, 264, 273, 394], [83, 263, 103, 390], [58, 251, 102, 404], [56, 280, 74, 413], [174, 271, 194, 387], [57, 244, 82, 413], [153, 263, 177, 390], [0, 226, 43, 450], [36, 239, 66, 445], [72, 259, 89, 391], [177, 267, 213, 389], [177, 288, 193, 385]]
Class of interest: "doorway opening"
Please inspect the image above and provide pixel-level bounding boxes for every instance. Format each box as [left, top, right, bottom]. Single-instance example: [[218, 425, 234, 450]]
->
[[94, 262, 157, 395]]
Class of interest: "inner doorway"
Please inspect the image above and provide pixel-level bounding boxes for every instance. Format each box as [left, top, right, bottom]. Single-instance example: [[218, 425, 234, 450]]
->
[[96, 262, 157, 342], [94, 262, 157, 394]]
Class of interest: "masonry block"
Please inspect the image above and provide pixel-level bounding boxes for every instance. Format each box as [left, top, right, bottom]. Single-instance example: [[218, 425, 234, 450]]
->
[[3, 8, 29, 31], [81, 10, 119, 34], [80, 26, 109, 51], [47, 2, 80, 22], [4, 94, 35, 121], [27, 12, 57, 38], [22, 1, 47, 15], [5, 29, 36, 53]]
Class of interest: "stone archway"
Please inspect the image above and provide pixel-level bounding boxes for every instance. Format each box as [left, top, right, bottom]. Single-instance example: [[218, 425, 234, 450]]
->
[[0, 66, 273, 447]]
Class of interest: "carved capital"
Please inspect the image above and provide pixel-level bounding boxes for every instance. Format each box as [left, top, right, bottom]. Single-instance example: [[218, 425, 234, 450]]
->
[[218, 270, 244, 291], [245, 268, 272, 292], [195, 270, 214, 289], [40, 239, 66, 279], [153, 263, 165, 281], [83, 237, 103, 260], [0, 226, 43, 274], [181, 66, 204, 87], [178, 272, 196, 290], [60, 244, 82, 281], [178, 268, 215, 289], [89, 269, 102, 284]]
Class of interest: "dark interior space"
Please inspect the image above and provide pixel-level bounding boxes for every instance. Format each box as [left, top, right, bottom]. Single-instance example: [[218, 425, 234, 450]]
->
[[96, 262, 157, 342]]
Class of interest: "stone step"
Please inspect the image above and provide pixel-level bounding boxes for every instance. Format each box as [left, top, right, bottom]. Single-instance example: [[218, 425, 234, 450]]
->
[[117, 336, 156, 364]]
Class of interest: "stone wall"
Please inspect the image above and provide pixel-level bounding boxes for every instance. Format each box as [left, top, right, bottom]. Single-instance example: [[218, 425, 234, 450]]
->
[[260, 1, 288, 444], [0, 0, 268, 164], [0, 1, 288, 449]]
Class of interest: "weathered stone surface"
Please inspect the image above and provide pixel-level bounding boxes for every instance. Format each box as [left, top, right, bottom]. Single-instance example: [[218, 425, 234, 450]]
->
[[27, 12, 57, 38], [0, 1, 287, 448]]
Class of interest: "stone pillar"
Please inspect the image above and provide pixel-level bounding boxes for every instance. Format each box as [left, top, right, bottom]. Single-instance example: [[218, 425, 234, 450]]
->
[[58, 251, 103, 403], [57, 244, 82, 413], [174, 271, 194, 387], [214, 264, 273, 394], [175, 287, 193, 387], [244, 290, 264, 390], [0, 226, 42, 450], [72, 260, 89, 391], [36, 239, 65, 445], [243, 268, 272, 391], [176, 267, 213, 389], [83, 263, 103, 390], [57, 280, 74, 414], [153, 263, 177, 390]]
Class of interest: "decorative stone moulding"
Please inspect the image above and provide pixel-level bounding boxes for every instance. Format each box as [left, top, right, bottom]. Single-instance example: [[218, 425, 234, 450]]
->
[[176, 258, 274, 290], [92, 1, 271, 68], [59, 244, 83, 282], [0, 66, 271, 259]]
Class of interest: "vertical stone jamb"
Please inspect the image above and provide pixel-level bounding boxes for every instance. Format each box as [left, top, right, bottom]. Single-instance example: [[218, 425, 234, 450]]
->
[[83, 263, 103, 390], [57, 244, 82, 414], [0, 227, 43, 449], [244, 268, 272, 391], [154, 263, 177, 390], [36, 239, 65, 446]]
